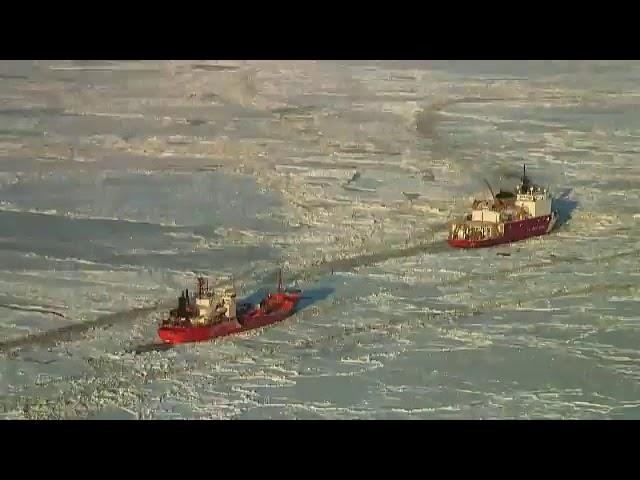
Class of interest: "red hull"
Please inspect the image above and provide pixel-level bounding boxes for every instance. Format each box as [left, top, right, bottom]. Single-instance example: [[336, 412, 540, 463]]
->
[[157, 292, 300, 345], [448, 214, 554, 249]]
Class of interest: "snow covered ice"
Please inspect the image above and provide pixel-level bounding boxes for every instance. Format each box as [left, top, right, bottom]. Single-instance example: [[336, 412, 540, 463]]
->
[[1, 60, 640, 419]]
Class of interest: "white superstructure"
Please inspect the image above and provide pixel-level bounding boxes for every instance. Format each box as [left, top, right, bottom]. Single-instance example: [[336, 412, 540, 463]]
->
[[192, 277, 237, 324], [214, 286, 237, 320], [514, 189, 552, 218]]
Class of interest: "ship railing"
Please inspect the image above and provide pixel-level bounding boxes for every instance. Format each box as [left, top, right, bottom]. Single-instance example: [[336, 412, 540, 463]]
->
[[162, 317, 193, 327]]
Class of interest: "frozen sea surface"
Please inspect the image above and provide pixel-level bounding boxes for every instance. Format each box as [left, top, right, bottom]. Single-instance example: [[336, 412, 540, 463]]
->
[[0, 60, 639, 419]]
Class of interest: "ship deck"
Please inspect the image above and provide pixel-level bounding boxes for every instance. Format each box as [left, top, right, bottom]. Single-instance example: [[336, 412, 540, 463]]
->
[[454, 219, 500, 227]]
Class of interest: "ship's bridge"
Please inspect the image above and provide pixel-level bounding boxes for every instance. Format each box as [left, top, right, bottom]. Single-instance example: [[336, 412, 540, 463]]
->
[[515, 186, 552, 217], [471, 208, 501, 223]]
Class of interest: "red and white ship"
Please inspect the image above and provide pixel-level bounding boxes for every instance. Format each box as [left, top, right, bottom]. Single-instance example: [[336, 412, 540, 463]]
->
[[157, 270, 301, 345], [448, 165, 558, 248]]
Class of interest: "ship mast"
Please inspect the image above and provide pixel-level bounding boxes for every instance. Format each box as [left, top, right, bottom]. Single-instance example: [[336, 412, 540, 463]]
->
[[277, 268, 283, 293], [521, 164, 531, 192], [197, 276, 207, 299]]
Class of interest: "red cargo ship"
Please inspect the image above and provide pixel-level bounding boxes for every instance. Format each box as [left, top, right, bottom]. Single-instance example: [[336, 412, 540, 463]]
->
[[158, 270, 301, 345], [448, 165, 558, 248]]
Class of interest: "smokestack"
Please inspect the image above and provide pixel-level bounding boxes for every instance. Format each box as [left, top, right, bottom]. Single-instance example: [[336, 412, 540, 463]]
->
[[178, 291, 187, 315]]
